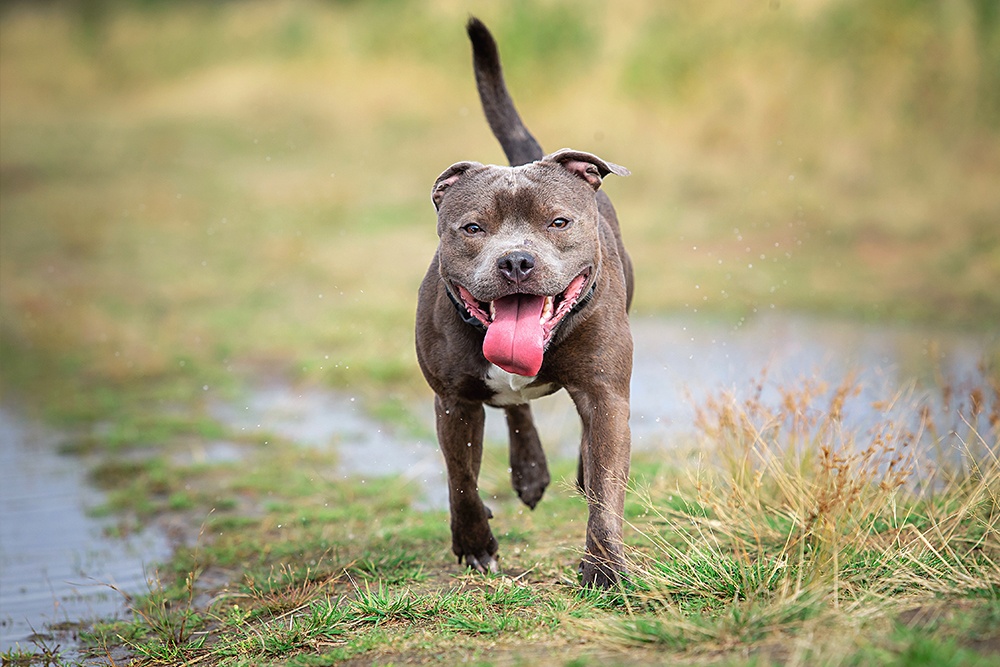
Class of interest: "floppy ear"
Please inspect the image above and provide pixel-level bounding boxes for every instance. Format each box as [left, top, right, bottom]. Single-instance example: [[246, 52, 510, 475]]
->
[[543, 148, 630, 191], [432, 161, 482, 209]]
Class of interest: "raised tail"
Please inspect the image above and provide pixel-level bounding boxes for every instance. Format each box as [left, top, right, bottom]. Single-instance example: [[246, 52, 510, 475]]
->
[[467, 17, 544, 167]]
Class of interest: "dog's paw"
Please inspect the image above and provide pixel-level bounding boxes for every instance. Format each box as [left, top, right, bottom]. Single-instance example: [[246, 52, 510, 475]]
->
[[579, 558, 626, 589], [462, 551, 501, 575], [452, 519, 499, 576], [513, 474, 548, 510], [511, 462, 550, 510]]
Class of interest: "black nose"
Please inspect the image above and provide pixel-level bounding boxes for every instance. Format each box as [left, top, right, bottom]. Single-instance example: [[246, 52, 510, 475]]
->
[[497, 251, 535, 284]]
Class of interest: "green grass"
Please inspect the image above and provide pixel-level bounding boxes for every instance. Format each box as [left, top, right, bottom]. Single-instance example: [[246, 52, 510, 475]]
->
[[3, 378, 987, 666]]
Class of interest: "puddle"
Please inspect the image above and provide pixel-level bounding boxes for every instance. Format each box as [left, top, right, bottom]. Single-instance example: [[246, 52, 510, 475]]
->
[[209, 386, 448, 510], [628, 313, 995, 443], [212, 314, 997, 509], [0, 407, 172, 656], [489, 313, 996, 455], [1, 313, 994, 655]]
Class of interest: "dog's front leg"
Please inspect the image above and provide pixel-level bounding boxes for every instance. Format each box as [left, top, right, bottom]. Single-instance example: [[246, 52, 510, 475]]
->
[[571, 388, 631, 588], [435, 394, 499, 574]]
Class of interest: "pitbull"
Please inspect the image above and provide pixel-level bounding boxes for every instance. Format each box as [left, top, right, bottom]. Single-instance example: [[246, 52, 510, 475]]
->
[[415, 18, 633, 588]]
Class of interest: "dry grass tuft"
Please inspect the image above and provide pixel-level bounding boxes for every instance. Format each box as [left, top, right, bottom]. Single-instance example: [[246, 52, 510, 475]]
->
[[598, 376, 999, 654]]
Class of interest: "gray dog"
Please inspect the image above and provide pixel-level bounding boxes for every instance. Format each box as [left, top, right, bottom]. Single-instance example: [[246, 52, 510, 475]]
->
[[415, 18, 633, 588]]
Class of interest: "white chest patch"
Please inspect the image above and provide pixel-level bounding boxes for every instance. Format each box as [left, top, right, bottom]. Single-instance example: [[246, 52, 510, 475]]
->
[[484, 364, 556, 406]]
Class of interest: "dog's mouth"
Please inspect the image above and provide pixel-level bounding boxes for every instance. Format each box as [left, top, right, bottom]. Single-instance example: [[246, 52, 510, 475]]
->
[[454, 269, 592, 377]]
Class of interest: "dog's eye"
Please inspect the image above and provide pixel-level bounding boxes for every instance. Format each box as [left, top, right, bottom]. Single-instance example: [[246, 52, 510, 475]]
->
[[549, 217, 572, 230], [461, 223, 484, 235]]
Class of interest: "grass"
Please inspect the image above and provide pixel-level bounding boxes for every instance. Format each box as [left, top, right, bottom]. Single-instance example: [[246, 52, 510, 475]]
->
[[1, 1, 999, 665], [4, 377, 994, 666]]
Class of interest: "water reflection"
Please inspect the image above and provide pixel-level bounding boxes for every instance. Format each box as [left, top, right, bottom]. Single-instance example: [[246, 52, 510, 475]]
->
[[212, 314, 997, 507], [0, 409, 171, 653], [628, 313, 995, 445], [3, 314, 992, 653]]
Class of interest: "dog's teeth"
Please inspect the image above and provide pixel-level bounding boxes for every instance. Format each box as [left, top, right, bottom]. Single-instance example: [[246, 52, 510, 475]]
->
[[489, 301, 496, 319], [541, 296, 554, 323]]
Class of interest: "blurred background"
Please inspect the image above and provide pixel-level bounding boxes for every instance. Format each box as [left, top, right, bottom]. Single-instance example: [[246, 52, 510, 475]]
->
[[2, 0, 999, 415]]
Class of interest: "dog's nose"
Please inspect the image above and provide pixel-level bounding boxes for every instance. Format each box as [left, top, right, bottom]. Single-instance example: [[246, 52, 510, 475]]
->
[[497, 251, 535, 284]]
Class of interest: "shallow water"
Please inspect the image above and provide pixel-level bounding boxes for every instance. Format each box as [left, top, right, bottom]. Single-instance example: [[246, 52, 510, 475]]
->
[[209, 384, 449, 510], [213, 313, 997, 508], [0, 408, 172, 654], [1, 314, 995, 654], [629, 313, 993, 440]]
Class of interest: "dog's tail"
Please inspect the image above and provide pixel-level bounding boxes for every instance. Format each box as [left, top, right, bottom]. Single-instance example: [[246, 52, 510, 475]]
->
[[467, 17, 544, 167]]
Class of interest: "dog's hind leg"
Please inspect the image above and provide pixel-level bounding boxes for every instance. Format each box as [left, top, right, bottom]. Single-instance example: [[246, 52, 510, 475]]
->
[[504, 403, 550, 509]]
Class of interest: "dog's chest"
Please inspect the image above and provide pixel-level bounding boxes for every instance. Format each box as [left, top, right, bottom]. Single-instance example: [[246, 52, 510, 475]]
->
[[484, 364, 558, 406]]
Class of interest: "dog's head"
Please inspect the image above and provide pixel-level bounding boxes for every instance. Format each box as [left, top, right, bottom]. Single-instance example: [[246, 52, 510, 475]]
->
[[431, 149, 628, 376]]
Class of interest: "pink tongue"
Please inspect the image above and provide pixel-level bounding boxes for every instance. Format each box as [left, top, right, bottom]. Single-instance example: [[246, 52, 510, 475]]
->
[[482, 294, 546, 376]]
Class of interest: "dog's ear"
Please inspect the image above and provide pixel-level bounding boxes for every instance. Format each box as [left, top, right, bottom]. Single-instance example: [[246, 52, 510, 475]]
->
[[543, 149, 630, 191], [432, 161, 482, 209]]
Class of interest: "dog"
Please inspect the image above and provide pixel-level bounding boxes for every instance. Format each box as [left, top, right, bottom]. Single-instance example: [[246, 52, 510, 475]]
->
[[415, 18, 634, 588]]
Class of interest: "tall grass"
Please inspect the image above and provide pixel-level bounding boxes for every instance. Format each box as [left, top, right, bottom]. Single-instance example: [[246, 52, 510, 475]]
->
[[609, 377, 999, 655]]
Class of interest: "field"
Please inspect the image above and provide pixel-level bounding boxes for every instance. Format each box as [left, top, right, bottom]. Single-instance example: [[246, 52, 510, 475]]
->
[[7, 378, 998, 666], [1, 0, 998, 665]]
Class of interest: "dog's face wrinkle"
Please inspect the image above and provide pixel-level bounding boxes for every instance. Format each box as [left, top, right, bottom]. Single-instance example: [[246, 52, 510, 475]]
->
[[437, 164, 596, 221], [441, 199, 599, 304]]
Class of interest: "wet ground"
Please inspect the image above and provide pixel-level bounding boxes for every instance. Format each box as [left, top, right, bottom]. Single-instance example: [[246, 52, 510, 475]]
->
[[212, 313, 995, 505], [1, 314, 996, 654], [629, 313, 992, 441], [0, 409, 172, 655]]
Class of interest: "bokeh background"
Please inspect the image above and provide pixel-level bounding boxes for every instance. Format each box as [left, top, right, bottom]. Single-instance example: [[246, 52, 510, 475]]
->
[[2, 0, 998, 415]]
